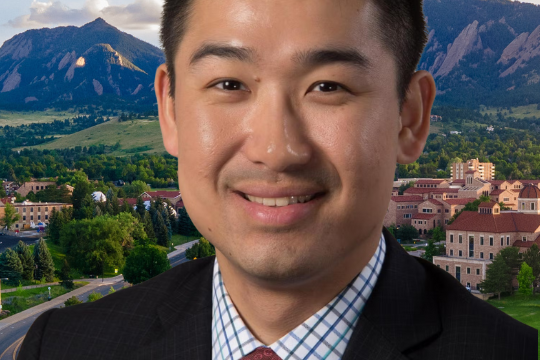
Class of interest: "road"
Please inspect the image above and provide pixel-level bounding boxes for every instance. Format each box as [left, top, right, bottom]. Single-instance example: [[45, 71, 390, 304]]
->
[[0, 243, 195, 360], [0, 235, 39, 254]]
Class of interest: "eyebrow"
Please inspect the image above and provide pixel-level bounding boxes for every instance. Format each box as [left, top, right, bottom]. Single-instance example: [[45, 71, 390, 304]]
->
[[189, 43, 372, 71]]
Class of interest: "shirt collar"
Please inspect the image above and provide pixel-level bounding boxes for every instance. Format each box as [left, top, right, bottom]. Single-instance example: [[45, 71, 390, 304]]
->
[[212, 232, 386, 360]]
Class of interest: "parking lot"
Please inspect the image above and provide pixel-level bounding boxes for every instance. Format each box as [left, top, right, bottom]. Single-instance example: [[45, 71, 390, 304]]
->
[[0, 233, 40, 253]]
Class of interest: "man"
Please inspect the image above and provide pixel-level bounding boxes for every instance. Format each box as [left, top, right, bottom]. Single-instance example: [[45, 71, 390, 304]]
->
[[18, 0, 538, 359]]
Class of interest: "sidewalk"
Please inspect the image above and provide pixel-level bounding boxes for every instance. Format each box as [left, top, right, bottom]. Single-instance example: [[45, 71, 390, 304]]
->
[[1, 282, 60, 294], [0, 275, 124, 331], [168, 239, 199, 258]]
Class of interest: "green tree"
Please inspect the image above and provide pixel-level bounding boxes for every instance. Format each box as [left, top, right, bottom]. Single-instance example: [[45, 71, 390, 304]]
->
[[0, 202, 21, 231], [386, 223, 397, 237], [14, 240, 35, 281], [135, 196, 146, 219], [421, 239, 439, 263], [177, 207, 201, 237], [396, 225, 419, 243], [125, 180, 150, 198], [499, 246, 523, 294], [46, 208, 66, 244], [111, 196, 120, 215], [33, 238, 55, 282], [59, 213, 144, 275], [143, 211, 156, 242], [523, 244, 540, 292], [154, 211, 169, 247], [480, 253, 512, 300], [517, 262, 534, 296], [72, 180, 92, 220], [0, 248, 23, 285], [431, 226, 445, 242], [123, 245, 171, 285], [59, 259, 74, 289], [398, 181, 415, 195], [185, 237, 215, 260]]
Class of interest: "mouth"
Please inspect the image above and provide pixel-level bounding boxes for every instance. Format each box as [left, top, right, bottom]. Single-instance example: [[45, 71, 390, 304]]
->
[[235, 191, 326, 207]]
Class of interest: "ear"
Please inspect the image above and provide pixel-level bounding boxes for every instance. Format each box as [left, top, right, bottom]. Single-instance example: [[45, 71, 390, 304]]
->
[[396, 70, 436, 164], [155, 63, 178, 157]]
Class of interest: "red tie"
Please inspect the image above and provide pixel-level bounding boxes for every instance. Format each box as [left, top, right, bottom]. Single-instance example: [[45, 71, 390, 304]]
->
[[241, 347, 283, 360]]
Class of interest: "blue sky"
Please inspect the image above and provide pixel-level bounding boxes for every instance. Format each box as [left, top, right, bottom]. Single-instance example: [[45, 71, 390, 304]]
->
[[0, 0, 163, 48], [1, 0, 540, 50]]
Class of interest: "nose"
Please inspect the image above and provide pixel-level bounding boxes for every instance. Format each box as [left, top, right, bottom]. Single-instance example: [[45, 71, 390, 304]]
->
[[242, 92, 313, 172]]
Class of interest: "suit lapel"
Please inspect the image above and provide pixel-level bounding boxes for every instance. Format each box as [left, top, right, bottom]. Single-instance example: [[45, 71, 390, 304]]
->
[[343, 227, 442, 360], [134, 256, 215, 360]]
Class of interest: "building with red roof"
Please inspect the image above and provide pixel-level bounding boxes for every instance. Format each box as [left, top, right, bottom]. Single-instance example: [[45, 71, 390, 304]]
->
[[383, 195, 424, 228], [433, 185, 540, 291]]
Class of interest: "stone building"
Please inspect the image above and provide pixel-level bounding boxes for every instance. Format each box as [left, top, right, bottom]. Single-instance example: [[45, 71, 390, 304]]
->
[[433, 184, 540, 291]]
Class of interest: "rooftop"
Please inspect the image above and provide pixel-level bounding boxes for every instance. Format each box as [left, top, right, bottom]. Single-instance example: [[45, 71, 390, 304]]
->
[[446, 211, 540, 233]]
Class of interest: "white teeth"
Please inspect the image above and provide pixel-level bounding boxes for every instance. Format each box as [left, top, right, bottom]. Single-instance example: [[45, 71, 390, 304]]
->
[[245, 194, 316, 206]]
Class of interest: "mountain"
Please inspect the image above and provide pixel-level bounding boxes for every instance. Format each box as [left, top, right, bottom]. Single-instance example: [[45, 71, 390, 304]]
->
[[422, 0, 540, 108], [0, 18, 165, 110]]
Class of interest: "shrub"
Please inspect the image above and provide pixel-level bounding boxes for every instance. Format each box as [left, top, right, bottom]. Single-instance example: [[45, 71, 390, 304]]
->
[[87, 291, 103, 302], [64, 296, 83, 307]]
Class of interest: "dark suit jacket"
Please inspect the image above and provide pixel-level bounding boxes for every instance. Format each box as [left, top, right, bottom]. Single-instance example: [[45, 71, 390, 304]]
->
[[18, 227, 538, 359]]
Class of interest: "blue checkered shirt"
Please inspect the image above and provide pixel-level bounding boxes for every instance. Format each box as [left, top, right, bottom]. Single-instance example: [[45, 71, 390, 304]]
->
[[212, 232, 387, 360]]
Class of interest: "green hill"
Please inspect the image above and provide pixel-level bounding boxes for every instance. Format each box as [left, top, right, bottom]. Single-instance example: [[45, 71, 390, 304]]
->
[[16, 117, 166, 156]]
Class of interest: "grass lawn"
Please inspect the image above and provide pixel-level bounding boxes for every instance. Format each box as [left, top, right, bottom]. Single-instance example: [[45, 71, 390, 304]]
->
[[480, 104, 540, 119], [0, 110, 79, 127], [155, 234, 201, 254], [16, 118, 166, 156], [487, 293, 540, 353], [0, 282, 88, 318]]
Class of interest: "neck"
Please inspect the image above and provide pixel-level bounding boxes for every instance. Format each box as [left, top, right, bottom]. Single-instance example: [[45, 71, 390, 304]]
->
[[216, 230, 381, 345]]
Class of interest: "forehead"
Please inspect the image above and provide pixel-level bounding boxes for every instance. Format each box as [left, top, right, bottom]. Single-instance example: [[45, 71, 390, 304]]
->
[[177, 0, 388, 67]]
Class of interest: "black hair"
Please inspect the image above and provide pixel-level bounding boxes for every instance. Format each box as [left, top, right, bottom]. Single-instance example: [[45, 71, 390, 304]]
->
[[160, 0, 428, 105]]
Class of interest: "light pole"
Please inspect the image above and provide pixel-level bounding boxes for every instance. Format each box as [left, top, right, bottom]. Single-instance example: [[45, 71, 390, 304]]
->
[[47, 286, 51, 301], [0, 278, 9, 312]]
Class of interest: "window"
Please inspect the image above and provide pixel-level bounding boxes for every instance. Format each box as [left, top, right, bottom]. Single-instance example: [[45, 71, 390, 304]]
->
[[480, 236, 484, 245], [523, 236, 527, 241], [533, 203, 536, 211], [450, 250, 454, 256], [422, 208, 433, 213], [467, 282, 471, 288], [467, 267, 471, 274], [23, 216, 26, 221], [459, 250, 462, 257], [506, 236, 509, 246], [459, 234, 462, 243], [414, 220, 416, 224], [30, 208, 33, 212], [45, 207, 48, 211], [438, 209, 441, 213], [500, 237, 503, 246], [37, 207, 40, 211], [521, 202, 525, 210], [38, 215, 41, 220], [476, 269, 480, 275], [450, 234, 454, 243], [445, 265, 449, 271], [445, 209, 449, 213], [490, 253, 493, 260], [23, 208, 26, 213], [469, 235, 474, 258], [480, 252, 484, 259], [45, 215, 48, 220], [414, 205, 417, 208], [445, 220, 448, 224], [403, 214, 412, 219], [397, 205, 401, 209], [503, 197, 509, 202], [489, 237, 493, 246], [30, 215, 33, 220]]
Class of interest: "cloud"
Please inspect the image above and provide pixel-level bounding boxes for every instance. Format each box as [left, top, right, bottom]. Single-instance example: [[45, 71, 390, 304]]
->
[[7, 0, 163, 30]]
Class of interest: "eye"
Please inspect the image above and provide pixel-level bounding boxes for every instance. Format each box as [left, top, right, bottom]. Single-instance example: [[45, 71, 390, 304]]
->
[[311, 82, 346, 93], [212, 80, 249, 91]]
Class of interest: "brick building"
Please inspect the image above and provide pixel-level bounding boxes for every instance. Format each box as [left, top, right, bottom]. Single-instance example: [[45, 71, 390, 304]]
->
[[450, 158, 495, 181], [1, 200, 73, 230], [383, 195, 424, 228], [16, 181, 57, 197], [433, 184, 540, 290]]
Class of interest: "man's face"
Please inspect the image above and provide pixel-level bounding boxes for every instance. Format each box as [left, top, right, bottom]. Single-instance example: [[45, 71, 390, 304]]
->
[[172, 0, 401, 283]]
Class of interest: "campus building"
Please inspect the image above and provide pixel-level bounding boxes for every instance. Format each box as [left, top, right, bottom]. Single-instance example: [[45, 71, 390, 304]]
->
[[0, 199, 73, 230], [450, 158, 495, 181], [432, 184, 540, 290]]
